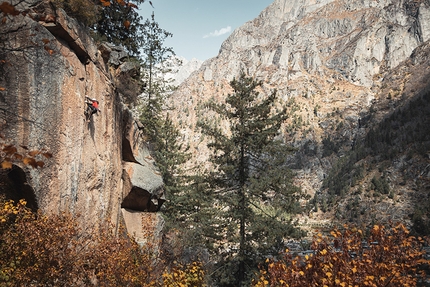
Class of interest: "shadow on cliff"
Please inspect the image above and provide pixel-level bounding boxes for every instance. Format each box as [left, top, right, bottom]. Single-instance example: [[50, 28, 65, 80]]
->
[[87, 115, 96, 139], [321, 77, 430, 233]]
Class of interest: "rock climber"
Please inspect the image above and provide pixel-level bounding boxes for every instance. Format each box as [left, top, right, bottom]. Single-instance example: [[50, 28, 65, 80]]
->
[[85, 96, 101, 119]]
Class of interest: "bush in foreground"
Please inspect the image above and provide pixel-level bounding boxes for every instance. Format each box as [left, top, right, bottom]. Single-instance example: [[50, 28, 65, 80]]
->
[[0, 198, 207, 286], [254, 224, 429, 287], [0, 198, 156, 286]]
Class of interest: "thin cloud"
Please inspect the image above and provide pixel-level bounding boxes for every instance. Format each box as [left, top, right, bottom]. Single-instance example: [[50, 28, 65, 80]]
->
[[203, 26, 232, 38]]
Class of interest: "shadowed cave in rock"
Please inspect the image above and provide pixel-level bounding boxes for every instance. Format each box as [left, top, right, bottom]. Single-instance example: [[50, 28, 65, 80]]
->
[[0, 165, 38, 211], [121, 186, 161, 212], [122, 137, 139, 163]]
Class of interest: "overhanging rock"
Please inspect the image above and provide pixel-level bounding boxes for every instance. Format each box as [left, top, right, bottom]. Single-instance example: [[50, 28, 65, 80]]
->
[[120, 109, 165, 212], [121, 162, 164, 212], [120, 110, 165, 249], [41, 8, 97, 64]]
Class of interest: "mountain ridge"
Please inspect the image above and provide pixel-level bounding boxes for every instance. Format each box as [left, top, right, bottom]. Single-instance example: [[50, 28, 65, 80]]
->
[[169, 0, 430, 234]]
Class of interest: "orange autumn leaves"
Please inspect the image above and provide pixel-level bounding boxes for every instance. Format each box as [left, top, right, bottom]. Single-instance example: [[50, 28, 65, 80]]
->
[[101, 0, 138, 30], [254, 224, 429, 287], [0, 198, 154, 286], [99, 0, 111, 6], [0, 2, 19, 16], [0, 198, 207, 286], [100, 0, 137, 9], [0, 140, 52, 170]]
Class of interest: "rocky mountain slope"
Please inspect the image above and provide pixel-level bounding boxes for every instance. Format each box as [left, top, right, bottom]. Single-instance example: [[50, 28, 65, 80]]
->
[[169, 0, 430, 232], [163, 56, 203, 86], [0, 3, 164, 246]]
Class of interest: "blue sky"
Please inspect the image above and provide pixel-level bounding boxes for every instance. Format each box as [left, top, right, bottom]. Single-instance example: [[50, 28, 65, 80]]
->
[[139, 0, 273, 61]]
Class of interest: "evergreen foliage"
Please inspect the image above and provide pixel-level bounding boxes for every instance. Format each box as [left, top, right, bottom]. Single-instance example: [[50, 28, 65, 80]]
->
[[139, 12, 175, 86], [196, 73, 306, 286], [154, 113, 191, 228], [371, 175, 390, 195], [139, 12, 176, 143], [322, 135, 339, 157], [94, 0, 146, 56], [136, 13, 190, 233], [323, 91, 430, 231]]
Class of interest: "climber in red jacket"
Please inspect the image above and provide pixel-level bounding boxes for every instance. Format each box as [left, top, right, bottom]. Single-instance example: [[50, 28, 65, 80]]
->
[[85, 96, 101, 121]]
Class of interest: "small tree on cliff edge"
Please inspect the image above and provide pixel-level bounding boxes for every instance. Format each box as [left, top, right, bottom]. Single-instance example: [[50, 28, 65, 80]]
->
[[94, 0, 146, 56], [197, 73, 306, 286]]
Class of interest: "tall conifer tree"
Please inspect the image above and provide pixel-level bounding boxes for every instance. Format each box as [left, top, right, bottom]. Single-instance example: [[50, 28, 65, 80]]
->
[[197, 73, 305, 286], [155, 113, 191, 225], [139, 12, 175, 142], [137, 13, 189, 226]]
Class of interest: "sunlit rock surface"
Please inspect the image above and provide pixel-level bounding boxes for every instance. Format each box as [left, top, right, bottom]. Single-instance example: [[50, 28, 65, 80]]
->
[[0, 5, 164, 241]]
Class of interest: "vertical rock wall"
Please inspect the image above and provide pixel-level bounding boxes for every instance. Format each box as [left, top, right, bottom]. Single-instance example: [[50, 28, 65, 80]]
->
[[0, 4, 164, 240]]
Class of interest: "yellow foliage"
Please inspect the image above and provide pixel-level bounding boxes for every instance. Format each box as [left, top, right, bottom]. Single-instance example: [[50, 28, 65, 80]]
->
[[161, 261, 207, 287], [253, 224, 430, 287]]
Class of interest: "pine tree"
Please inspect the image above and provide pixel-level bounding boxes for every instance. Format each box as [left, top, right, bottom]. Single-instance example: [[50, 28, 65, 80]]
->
[[197, 73, 306, 286], [136, 13, 191, 231], [92, 0, 149, 56], [139, 12, 176, 143], [155, 114, 191, 225]]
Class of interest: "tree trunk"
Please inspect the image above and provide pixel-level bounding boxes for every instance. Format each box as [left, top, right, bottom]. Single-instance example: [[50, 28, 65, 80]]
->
[[238, 141, 246, 284]]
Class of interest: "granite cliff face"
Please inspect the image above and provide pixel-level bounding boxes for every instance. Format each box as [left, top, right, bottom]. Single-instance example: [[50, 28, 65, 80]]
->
[[170, 0, 430, 227], [205, 0, 430, 85], [0, 2, 164, 244]]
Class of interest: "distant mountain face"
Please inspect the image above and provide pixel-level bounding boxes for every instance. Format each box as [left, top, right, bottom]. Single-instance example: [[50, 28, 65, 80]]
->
[[170, 0, 430, 232], [162, 56, 202, 86]]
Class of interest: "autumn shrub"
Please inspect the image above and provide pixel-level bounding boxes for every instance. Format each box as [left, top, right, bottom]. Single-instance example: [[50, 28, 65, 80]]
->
[[0, 198, 90, 286], [86, 224, 156, 287], [0, 198, 156, 286], [161, 261, 207, 287], [254, 224, 430, 287]]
